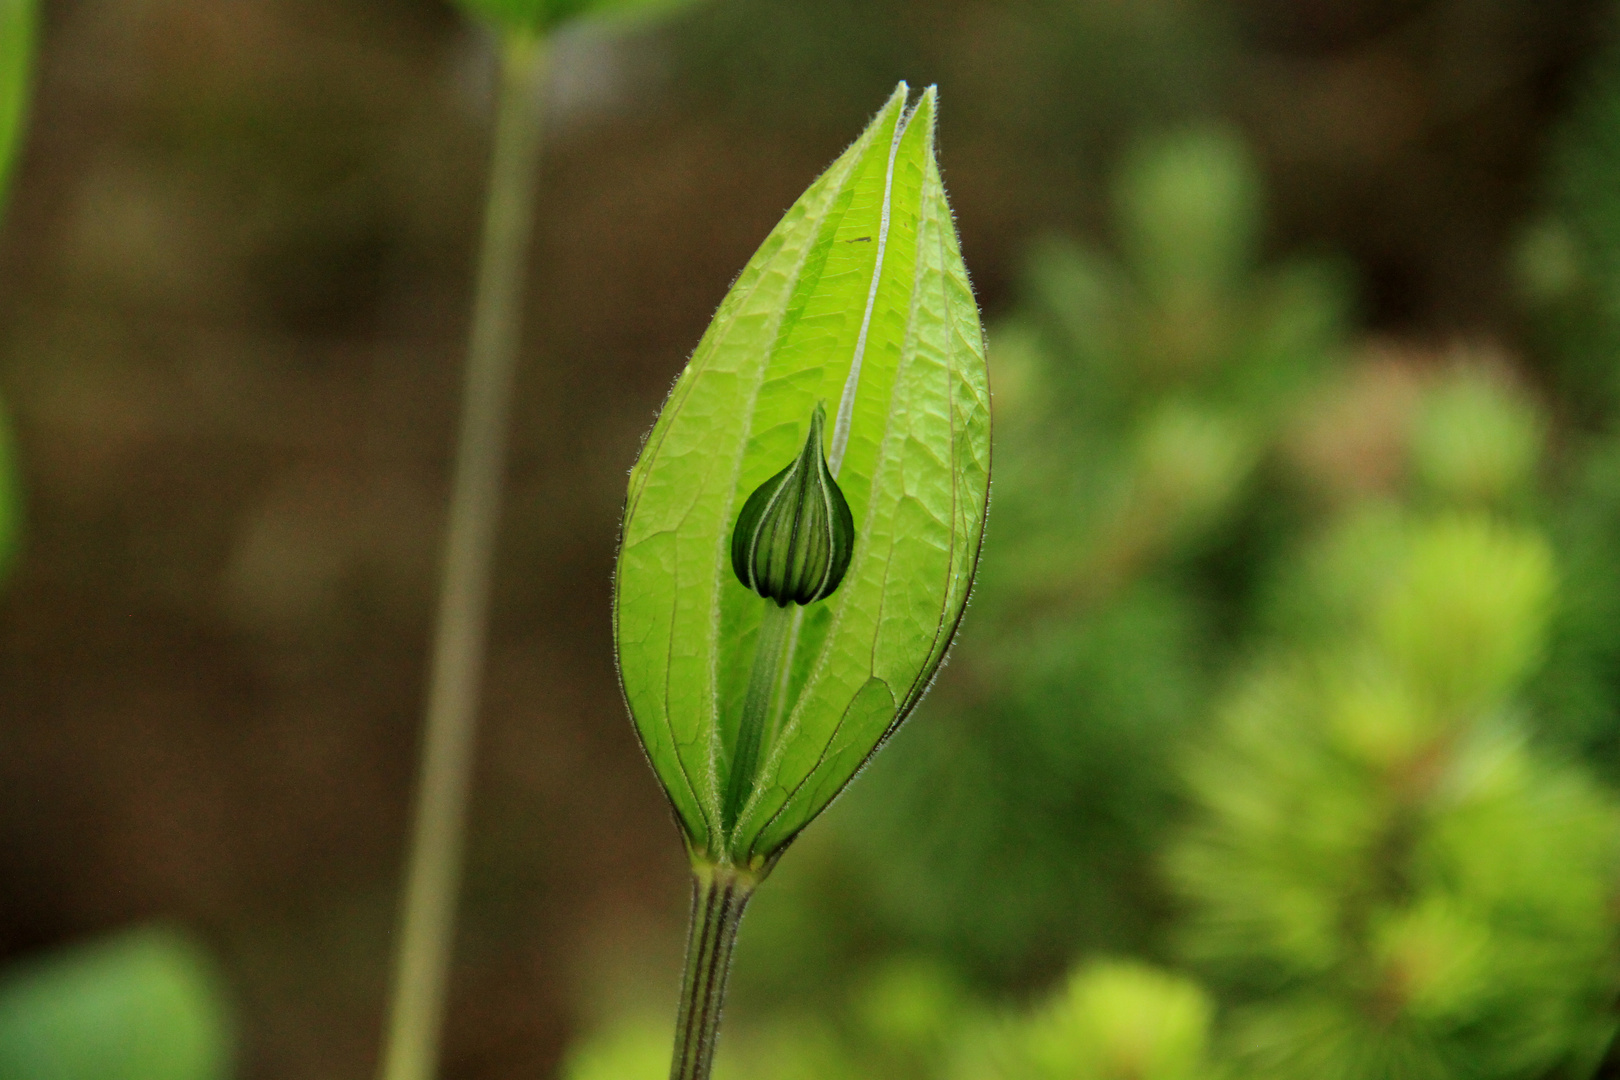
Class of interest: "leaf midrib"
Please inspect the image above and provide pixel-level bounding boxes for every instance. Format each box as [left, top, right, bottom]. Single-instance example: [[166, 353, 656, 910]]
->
[[694, 117, 896, 842], [738, 98, 940, 853]]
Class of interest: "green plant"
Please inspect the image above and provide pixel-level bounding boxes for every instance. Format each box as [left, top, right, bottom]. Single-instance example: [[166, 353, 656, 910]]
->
[[377, 2, 702, 1080], [614, 82, 990, 1079], [1171, 498, 1620, 1079], [556, 28, 1620, 1076], [824, 125, 1350, 977], [377, 27, 549, 1080]]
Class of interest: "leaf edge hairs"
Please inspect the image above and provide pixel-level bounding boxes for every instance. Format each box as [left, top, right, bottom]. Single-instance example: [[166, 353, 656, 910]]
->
[[609, 76, 978, 874], [614, 80, 989, 1080]]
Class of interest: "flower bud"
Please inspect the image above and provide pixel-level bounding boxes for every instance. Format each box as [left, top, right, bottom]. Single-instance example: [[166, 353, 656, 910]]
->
[[731, 404, 855, 607]]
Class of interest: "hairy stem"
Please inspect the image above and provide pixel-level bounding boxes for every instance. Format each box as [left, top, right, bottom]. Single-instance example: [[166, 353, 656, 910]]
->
[[723, 600, 793, 834], [669, 865, 756, 1080], [378, 30, 548, 1080]]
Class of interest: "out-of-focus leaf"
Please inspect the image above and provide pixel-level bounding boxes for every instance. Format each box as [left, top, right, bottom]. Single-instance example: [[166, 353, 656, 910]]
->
[[1411, 369, 1542, 508], [0, 926, 232, 1080], [1116, 126, 1259, 305], [563, 1016, 679, 1080], [457, 0, 702, 36], [1375, 515, 1553, 715], [1023, 961, 1213, 1080], [0, 0, 34, 209], [615, 83, 990, 869]]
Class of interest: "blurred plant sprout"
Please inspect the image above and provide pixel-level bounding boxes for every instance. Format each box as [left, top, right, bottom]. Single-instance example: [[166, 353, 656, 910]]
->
[[378, 1, 702, 1080], [614, 82, 990, 1079]]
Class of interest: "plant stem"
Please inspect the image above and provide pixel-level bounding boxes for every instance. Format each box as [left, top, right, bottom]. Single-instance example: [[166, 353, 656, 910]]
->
[[377, 30, 549, 1080], [723, 600, 793, 834], [767, 606, 805, 743], [669, 864, 756, 1080]]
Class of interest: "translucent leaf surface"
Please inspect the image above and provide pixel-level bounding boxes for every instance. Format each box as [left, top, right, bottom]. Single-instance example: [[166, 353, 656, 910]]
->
[[615, 84, 991, 868]]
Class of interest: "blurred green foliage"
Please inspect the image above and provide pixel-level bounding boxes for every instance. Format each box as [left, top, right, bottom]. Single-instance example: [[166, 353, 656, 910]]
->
[[0, 0, 32, 209], [0, 927, 233, 1080], [455, 0, 703, 37], [831, 124, 1350, 976], [980, 960, 1214, 1080], [569, 28, 1620, 1066], [1523, 10, 1620, 800], [1174, 507, 1620, 1080], [1519, 8, 1620, 425]]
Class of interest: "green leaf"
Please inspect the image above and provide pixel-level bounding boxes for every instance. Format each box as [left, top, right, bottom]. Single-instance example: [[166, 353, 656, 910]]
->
[[615, 83, 991, 870], [457, 0, 702, 36], [0, 0, 34, 211]]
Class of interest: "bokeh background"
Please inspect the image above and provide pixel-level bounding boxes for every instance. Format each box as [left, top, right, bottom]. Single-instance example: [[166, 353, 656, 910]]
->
[[5, 0, 1620, 1078]]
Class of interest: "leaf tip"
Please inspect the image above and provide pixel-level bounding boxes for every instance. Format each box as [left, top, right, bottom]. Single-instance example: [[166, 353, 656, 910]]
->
[[907, 84, 939, 145], [872, 82, 907, 124]]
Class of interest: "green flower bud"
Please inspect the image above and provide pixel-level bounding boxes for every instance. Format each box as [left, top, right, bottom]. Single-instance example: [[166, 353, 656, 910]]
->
[[730, 404, 855, 607]]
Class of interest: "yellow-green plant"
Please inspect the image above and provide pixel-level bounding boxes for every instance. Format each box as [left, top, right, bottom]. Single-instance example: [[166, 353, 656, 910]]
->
[[1171, 492, 1620, 1079], [989, 961, 1213, 1080], [824, 126, 1350, 977], [615, 83, 990, 1079]]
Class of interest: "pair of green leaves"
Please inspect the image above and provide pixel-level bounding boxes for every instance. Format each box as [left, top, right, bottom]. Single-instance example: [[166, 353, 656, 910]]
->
[[615, 84, 991, 872]]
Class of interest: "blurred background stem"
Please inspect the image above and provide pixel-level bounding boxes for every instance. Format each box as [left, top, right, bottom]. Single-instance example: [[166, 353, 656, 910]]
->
[[378, 29, 549, 1080]]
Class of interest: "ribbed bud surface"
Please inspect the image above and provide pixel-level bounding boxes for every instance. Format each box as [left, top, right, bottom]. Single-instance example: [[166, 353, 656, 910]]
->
[[731, 405, 855, 607]]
